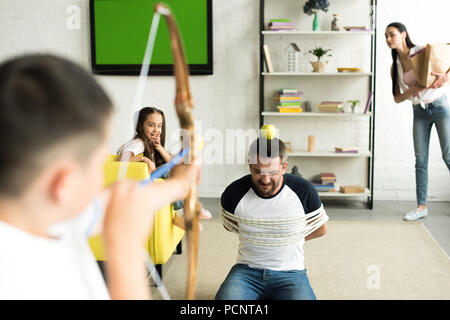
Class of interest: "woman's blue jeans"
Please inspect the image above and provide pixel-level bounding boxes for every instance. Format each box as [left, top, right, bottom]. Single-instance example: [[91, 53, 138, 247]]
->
[[413, 94, 450, 205], [215, 264, 317, 300]]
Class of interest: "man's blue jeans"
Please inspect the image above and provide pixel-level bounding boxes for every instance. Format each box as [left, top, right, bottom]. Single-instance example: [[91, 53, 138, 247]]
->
[[215, 264, 316, 300], [413, 94, 450, 205]]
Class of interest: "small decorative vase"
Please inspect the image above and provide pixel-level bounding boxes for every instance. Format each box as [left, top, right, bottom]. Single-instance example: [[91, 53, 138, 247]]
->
[[331, 14, 340, 31], [286, 43, 301, 73], [310, 60, 327, 72], [313, 12, 320, 31]]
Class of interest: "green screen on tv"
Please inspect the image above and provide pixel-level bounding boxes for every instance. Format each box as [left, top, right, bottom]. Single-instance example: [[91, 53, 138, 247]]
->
[[90, 0, 212, 75]]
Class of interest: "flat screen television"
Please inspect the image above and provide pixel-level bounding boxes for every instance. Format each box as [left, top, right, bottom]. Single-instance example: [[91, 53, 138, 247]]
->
[[89, 0, 213, 75]]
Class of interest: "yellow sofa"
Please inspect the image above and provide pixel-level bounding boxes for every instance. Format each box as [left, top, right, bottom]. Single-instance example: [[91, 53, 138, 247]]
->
[[88, 155, 185, 276]]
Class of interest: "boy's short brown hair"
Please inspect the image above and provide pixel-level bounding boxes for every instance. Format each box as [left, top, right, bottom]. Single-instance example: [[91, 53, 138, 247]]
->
[[0, 54, 113, 196]]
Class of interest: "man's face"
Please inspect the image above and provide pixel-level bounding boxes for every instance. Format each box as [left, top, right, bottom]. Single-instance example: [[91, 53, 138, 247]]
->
[[249, 156, 287, 197]]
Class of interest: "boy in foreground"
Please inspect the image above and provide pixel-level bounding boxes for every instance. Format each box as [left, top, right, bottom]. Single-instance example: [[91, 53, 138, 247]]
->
[[0, 54, 200, 299]]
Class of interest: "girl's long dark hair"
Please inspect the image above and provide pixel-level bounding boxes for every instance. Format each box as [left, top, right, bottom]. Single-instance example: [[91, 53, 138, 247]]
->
[[135, 107, 166, 168], [387, 22, 416, 96]]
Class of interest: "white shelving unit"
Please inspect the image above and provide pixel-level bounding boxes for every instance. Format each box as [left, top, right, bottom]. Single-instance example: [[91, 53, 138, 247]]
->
[[259, 0, 377, 208], [262, 111, 372, 117], [262, 72, 373, 76], [262, 31, 374, 35], [288, 150, 372, 158], [318, 188, 371, 198]]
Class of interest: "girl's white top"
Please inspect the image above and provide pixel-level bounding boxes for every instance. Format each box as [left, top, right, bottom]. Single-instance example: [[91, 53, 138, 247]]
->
[[117, 138, 145, 156]]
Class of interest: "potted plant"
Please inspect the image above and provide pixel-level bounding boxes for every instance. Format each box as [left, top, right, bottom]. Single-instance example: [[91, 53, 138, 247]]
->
[[303, 0, 330, 31], [347, 99, 360, 113], [309, 47, 332, 72]]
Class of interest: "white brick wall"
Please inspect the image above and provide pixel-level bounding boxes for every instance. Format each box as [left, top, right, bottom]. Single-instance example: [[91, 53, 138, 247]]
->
[[375, 0, 450, 202], [0, 0, 449, 201]]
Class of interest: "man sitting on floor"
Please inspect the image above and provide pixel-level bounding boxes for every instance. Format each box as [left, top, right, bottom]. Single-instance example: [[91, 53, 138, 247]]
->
[[216, 137, 327, 300]]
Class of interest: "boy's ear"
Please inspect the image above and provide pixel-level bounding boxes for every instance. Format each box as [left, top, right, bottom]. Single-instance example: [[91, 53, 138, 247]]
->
[[48, 160, 80, 204]]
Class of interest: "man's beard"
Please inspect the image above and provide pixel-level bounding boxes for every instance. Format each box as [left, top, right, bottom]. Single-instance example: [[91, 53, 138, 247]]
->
[[255, 178, 281, 196]]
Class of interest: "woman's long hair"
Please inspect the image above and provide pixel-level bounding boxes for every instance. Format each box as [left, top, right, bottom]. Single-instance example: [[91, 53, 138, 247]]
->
[[134, 107, 166, 168], [387, 22, 416, 96]]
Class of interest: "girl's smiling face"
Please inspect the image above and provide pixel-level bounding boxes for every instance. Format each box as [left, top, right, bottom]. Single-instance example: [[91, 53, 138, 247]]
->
[[143, 113, 163, 143]]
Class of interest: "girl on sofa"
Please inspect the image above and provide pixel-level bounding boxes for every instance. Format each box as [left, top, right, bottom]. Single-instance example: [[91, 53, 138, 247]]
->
[[117, 106, 211, 226], [118, 107, 172, 173]]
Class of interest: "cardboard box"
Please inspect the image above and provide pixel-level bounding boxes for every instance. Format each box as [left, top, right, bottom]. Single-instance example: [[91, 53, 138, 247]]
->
[[339, 185, 365, 194]]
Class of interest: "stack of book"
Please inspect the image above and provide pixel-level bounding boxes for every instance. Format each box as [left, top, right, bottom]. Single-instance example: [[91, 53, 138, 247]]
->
[[320, 172, 336, 184], [344, 26, 371, 32], [268, 19, 297, 32], [275, 89, 303, 113], [313, 182, 336, 192], [317, 101, 344, 113], [337, 67, 362, 73], [313, 173, 336, 192], [335, 146, 360, 154]]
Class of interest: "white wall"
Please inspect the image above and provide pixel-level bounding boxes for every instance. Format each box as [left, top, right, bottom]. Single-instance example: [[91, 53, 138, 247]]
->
[[375, 0, 450, 201], [0, 0, 449, 201]]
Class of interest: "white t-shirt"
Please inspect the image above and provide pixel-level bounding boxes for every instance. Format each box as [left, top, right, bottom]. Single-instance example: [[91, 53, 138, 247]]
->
[[0, 201, 110, 300], [221, 174, 323, 271], [117, 138, 145, 156]]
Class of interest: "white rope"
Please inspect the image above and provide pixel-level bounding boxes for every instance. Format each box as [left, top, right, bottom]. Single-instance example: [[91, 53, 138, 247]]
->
[[220, 205, 328, 247]]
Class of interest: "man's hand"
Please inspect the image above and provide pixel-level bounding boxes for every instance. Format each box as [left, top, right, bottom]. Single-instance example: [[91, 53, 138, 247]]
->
[[305, 223, 327, 241]]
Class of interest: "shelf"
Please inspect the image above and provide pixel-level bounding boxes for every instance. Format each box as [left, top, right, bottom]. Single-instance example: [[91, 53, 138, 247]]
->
[[262, 31, 374, 36], [318, 188, 371, 198], [262, 111, 372, 117], [259, 0, 376, 208], [262, 72, 373, 76], [288, 150, 371, 158]]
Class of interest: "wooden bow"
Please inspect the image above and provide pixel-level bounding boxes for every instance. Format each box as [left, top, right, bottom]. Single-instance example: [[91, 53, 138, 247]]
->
[[155, 3, 202, 300]]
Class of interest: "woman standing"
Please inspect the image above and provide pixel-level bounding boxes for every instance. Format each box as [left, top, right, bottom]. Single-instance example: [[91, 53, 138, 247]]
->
[[385, 22, 450, 221]]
